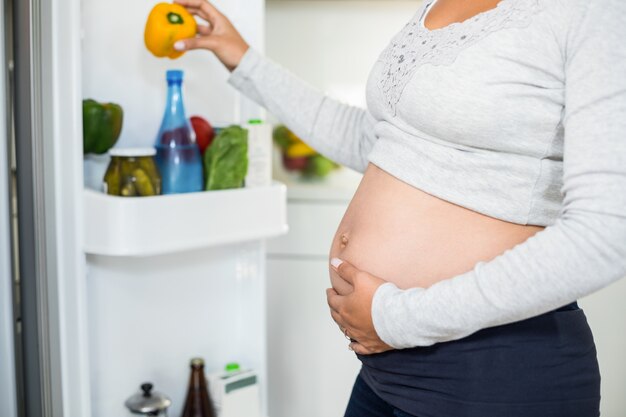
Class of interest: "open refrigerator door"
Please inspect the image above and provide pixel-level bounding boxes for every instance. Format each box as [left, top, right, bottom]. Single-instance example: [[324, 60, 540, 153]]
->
[[4, 0, 286, 416]]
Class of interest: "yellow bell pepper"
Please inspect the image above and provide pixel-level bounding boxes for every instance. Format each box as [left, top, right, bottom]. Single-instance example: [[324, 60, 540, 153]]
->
[[286, 142, 317, 158], [144, 3, 197, 59], [287, 130, 302, 145]]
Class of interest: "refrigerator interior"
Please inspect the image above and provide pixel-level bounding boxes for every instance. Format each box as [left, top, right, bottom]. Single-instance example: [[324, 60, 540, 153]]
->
[[79, 0, 277, 416], [86, 243, 268, 416], [81, 0, 266, 140]]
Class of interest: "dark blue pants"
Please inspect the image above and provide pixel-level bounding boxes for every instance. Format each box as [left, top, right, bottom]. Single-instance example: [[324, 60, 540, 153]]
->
[[345, 303, 601, 417], [345, 374, 414, 417]]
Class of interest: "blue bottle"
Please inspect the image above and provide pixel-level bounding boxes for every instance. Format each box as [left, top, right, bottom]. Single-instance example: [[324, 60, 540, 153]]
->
[[154, 70, 203, 194]]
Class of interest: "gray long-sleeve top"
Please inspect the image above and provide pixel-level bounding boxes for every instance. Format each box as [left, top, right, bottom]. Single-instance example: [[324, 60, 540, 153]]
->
[[228, 0, 626, 348]]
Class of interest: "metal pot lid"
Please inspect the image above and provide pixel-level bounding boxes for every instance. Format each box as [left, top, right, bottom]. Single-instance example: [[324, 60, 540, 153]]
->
[[125, 383, 172, 414]]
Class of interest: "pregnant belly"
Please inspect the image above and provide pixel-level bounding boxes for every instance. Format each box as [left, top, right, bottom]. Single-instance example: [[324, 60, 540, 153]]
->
[[329, 164, 544, 293]]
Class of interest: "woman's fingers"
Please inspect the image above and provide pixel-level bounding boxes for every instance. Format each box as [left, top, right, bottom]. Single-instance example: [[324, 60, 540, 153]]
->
[[171, 0, 249, 71], [330, 308, 343, 328], [350, 342, 374, 355], [329, 297, 381, 354], [174, 0, 220, 14], [331, 258, 360, 286], [174, 0, 205, 7], [185, 7, 209, 21], [331, 309, 360, 338], [196, 24, 212, 36], [174, 0, 221, 23], [326, 288, 340, 312], [174, 36, 218, 52], [185, 6, 214, 25]]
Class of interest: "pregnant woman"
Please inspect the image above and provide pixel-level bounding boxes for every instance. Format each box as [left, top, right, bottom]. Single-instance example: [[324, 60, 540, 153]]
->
[[173, 0, 626, 415]]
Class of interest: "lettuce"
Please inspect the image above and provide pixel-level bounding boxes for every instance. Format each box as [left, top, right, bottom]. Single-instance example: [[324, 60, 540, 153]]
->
[[204, 125, 248, 190]]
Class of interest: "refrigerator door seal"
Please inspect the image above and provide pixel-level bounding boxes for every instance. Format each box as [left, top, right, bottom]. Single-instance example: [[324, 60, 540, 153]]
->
[[10, 0, 90, 415], [1, 0, 18, 415]]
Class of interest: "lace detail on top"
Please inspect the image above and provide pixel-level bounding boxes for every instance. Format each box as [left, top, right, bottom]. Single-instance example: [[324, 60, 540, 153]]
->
[[378, 0, 542, 115]]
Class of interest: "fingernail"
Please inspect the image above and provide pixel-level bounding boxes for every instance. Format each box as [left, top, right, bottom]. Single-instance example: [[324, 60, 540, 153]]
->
[[173, 41, 185, 51], [330, 258, 344, 269]]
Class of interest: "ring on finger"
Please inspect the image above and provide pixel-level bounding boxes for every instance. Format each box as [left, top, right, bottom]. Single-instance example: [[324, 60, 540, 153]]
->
[[343, 328, 351, 340]]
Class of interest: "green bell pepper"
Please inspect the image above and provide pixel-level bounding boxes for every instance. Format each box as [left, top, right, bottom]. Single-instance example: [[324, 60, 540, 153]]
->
[[82, 99, 123, 154]]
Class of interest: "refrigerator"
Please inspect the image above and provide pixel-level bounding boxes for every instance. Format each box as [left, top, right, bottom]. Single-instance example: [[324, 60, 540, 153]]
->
[[0, 0, 287, 416]]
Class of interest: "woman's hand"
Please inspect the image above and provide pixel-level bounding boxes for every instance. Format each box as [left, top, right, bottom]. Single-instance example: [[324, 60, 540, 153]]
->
[[173, 0, 249, 71], [326, 258, 394, 355]]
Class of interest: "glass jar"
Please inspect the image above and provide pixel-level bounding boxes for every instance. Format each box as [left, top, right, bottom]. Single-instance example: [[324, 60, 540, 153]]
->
[[103, 148, 161, 197]]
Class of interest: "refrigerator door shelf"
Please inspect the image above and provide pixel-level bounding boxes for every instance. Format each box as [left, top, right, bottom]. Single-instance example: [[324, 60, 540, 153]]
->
[[84, 183, 288, 256]]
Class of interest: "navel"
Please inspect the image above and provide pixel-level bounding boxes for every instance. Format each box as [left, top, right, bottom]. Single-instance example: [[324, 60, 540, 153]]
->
[[340, 233, 349, 249]]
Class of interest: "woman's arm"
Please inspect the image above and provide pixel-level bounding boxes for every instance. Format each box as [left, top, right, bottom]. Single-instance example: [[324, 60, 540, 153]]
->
[[228, 48, 377, 173], [370, 0, 626, 348], [173, 0, 378, 173]]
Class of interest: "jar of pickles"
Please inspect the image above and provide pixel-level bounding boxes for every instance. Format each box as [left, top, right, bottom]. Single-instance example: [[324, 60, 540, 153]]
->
[[103, 148, 161, 197]]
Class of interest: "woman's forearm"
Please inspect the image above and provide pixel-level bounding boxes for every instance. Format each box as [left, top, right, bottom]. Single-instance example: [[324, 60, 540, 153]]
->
[[171, 0, 378, 172], [228, 48, 378, 173]]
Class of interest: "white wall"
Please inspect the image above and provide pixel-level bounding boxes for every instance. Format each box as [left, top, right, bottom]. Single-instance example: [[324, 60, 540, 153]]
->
[[265, 2, 626, 417], [267, 193, 361, 417], [580, 282, 626, 417], [266, 0, 421, 105]]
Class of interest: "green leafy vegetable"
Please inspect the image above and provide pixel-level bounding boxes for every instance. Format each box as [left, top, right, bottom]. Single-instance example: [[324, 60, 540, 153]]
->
[[204, 125, 248, 190]]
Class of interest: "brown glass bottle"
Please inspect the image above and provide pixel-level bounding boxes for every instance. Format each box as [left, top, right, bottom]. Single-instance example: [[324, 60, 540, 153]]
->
[[181, 358, 216, 417]]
